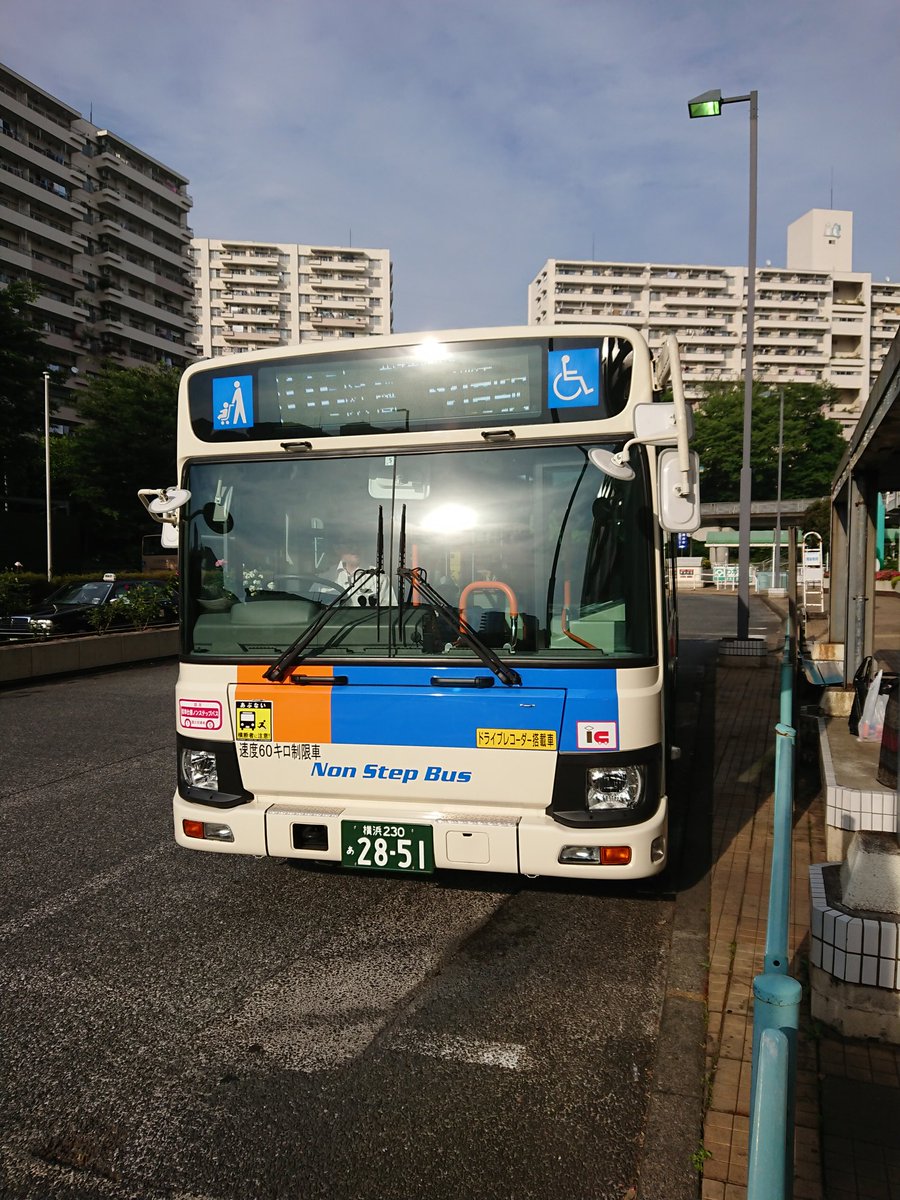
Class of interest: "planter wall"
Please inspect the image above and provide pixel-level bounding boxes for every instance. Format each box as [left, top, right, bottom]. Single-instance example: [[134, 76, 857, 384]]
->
[[0, 626, 178, 685]]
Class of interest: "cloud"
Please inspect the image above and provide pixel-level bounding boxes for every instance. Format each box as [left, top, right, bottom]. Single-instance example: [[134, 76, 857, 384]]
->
[[3, 0, 899, 328]]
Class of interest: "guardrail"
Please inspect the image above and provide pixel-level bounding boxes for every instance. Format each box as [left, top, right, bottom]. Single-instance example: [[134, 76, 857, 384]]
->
[[747, 622, 801, 1200]]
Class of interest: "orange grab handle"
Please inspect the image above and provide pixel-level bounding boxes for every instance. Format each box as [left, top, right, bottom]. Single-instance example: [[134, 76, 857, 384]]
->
[[561, 578, 594, 649], [458, 581, 519, 634]]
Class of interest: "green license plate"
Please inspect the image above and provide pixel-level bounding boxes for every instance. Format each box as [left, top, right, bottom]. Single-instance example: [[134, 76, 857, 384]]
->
[[340, 821, 434, 874]]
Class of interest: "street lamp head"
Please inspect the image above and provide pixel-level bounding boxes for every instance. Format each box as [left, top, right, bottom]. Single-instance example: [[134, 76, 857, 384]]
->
[[688, 89, 722, 118]]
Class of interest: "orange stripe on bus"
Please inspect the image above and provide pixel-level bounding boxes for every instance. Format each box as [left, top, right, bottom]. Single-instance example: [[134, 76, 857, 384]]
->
[[236, 663, 333, 744]]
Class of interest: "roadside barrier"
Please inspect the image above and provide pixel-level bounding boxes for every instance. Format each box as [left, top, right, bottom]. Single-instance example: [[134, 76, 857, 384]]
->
[[747, 622, 801, 1200]]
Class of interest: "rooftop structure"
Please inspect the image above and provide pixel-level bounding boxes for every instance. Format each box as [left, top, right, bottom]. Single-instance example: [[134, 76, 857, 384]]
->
[[529, 210, 900, 432]]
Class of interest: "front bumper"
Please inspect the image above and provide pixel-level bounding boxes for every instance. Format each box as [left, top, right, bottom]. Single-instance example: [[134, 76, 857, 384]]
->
[[173, 793, 668, 880]]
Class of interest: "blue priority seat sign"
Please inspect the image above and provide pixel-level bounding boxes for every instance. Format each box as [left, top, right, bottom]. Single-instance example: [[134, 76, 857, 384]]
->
[[548, 348, 600, 409], [213, 375, 254, 430]]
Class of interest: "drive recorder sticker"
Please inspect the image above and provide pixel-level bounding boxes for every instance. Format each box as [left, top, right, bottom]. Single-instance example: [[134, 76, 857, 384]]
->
[[576, 721, 618, 750], [179, 699, 223, 731], [235, 700, 273, 741]]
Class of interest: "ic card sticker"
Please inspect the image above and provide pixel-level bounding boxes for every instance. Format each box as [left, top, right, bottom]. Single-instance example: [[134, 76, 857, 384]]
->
[[576, 720, 618, 750]]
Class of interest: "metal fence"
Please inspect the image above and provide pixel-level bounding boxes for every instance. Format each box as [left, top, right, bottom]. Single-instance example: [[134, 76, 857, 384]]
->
[[747, 622, 802, 1200]]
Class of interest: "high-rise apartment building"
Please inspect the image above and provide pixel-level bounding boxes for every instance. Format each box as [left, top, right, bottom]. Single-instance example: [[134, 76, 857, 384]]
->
[[0, 62, 196, 417], [529, 210, 900, 432], [190, 238, 392, 357]]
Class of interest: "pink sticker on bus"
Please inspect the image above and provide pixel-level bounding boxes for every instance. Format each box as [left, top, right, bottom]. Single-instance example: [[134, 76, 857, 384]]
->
[[576, 721, 618, 750], [179, 699, 223, 731]]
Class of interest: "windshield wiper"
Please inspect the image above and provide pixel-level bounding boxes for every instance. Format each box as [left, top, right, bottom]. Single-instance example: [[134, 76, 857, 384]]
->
[[396, 518, 520, 681], [264, 506, 386, 683]]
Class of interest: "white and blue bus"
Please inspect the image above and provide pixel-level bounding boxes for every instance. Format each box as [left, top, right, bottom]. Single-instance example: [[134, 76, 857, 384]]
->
[[141, 325, 700, 879]]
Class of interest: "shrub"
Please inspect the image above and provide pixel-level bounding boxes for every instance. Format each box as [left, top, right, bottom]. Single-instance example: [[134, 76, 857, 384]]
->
[[115, 582, 176, 630]]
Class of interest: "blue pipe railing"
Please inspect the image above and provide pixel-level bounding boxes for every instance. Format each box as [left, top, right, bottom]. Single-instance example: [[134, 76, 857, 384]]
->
[[747, 622, 801, 1199]]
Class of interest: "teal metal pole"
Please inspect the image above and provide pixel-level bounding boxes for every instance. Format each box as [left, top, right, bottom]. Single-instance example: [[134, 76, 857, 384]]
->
[[765, 722, 796, 974], [780, 633, 793, 728], [748, 1027, 790, 1200], [749, 973, 801, 1198]]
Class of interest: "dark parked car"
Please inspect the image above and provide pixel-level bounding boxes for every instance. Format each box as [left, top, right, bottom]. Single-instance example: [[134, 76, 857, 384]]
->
[[0, 575, 177, 641]]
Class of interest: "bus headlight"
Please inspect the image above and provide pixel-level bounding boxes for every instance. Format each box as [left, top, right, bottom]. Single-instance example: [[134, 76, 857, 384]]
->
[[180, 748, 219, 791], [176, 734, 254, 809], [586, 764, 644, 811]]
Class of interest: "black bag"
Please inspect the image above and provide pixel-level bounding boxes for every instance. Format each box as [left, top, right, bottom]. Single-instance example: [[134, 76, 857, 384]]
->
[[849, 656, 898, 736]]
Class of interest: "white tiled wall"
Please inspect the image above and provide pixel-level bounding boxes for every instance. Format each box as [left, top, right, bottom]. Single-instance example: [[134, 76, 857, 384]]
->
[[818, 717, 898, 833], [809, 863, 900, 990]]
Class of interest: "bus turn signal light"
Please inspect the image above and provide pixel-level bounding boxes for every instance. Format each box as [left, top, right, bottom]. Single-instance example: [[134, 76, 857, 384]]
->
[[182, 819, 234, 843], [559, 844, 633, 866]]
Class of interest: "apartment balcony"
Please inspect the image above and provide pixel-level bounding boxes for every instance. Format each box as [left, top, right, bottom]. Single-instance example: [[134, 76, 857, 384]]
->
[[1, 208, 85, 251], [101, 224, 189, 271], [594, 266, 649, 284], [309, 258, 367, 273], [95, 150, 191, 210], [309, 276, 368, 291], [222, 310, 279, 325], [648, 311, 718, 328], [310, 313, 369, 330], [0, 239, 70, 278], [99, 192, 190, 241], [0, 92, 85, 148], [217, 288, 281, 306], [220, 253, 280, 268], [109, 290, 192, 327], [113, 254, 193, 299], [220, 271, 279, 286], [33, 294, 88, 323], [0, 132, 83, 188], [318, 297, 368, 313], [0, 165, 82, 217], [680, 346, 727, 363], [756, 296, 821, 312], [222, 328, 280, 343]]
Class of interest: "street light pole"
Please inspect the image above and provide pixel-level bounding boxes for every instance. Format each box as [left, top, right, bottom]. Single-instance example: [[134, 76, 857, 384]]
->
[[773, 387, 784, 591], [43, 371, 52, 582], [689, 88, 759, 640]]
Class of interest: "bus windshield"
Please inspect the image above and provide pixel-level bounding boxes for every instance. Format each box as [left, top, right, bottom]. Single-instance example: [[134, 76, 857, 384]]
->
[[185, 442, 654, 662]]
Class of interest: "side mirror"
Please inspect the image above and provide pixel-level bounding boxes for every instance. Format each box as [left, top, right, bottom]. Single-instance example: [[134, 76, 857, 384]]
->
[[658, 449, 701, 532]]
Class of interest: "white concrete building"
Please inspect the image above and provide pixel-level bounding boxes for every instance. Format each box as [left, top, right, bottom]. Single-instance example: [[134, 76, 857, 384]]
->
[[190, 239, 392, 358], [529, 210, 900, 431], [0, 61, 197, 410]]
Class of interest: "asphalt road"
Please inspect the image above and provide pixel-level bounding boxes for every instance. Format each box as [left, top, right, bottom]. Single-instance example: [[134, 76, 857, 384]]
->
[[0, 598, 743, 1200]]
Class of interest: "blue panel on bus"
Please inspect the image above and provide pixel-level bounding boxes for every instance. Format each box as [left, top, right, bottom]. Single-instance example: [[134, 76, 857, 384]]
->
[[547, 348, 600, 409], [325, 665, 619, 750], [213, 375, 254, 430], [329, 683, 565, 748]]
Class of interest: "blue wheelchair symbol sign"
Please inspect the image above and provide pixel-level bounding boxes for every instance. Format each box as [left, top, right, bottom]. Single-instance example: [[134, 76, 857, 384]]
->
[[213, 375, 254, 430], [548, 349, 600, 408]]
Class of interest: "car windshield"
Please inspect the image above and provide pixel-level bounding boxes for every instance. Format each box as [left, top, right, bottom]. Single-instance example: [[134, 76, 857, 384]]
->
[[184, 444, 655, 662], [51, 582, 113, 606]]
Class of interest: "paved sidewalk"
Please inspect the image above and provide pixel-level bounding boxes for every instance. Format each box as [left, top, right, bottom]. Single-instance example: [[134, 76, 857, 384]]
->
[[699, 606, 900, 1200]]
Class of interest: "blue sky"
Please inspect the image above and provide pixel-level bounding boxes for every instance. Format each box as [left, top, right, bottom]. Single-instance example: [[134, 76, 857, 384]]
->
[[5, 0, 899, 331]]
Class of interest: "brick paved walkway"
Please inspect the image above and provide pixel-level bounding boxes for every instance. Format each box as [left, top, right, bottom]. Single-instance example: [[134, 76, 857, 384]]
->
[[699, 635, 900, 1200]]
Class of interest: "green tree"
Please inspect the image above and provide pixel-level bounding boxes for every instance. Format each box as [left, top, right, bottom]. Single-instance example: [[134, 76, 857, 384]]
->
[[0, 280, 50, 499], [692, 381, 845, 504], [54, 363, 180, 563]]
